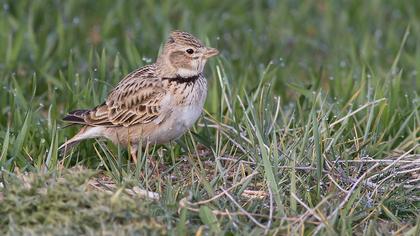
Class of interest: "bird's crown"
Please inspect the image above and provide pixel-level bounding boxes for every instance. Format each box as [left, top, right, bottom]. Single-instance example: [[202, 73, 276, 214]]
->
[[165, 30, 204, 48]]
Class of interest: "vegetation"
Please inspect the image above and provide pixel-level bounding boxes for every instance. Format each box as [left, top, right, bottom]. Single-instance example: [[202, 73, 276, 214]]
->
[[0, 0, 419, 235]]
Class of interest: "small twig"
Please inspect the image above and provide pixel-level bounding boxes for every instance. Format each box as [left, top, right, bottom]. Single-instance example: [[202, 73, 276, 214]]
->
[[342, 175, 380, 190], [200, 117, 253, 144], [217, 156, 255, 164], [89, 179, 160, 200], [313, 163, 380, 234], [381, 145, 418, 172], [326, 174, 348, 193], [179, 197, 300, 221], [339, 163, 379, 208], [335, 158, 420, 164], [291, 193, 325, 225], [221, 188, 267, 229], [215, 129, 250, 155], [292, 194, 333, 231], [399, 162, 420, 170], [219, 156, 319, 171], [241, 190, 267, 199], [130, 186, 160, 200], [264, 187, 274, 235], [394, 166, 420, 175], [327, 98, 386, 129], [367, 146, 419, 183], [188, 171, 259, 206]]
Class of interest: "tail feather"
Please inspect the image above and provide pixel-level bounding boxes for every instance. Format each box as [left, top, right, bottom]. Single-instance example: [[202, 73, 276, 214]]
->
[[58, 139, 82, 156], [59, 125, 89, 155], [60, 108, 105, 156], [63, 109, 89, 124], [59, 126, 104, 156]]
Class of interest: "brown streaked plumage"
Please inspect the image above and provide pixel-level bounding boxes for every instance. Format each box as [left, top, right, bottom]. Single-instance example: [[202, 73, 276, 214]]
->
[[59, 31, 219, 162]]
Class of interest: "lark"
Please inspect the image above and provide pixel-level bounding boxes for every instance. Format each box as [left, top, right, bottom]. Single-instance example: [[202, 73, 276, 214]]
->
[[59, 31, 219, 162]]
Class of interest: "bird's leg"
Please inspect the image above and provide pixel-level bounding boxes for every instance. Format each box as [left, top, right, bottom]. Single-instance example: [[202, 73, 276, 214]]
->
[[148, 157, 162, 179], [130, 144, 138, 164], [143, 142, 157, 171]]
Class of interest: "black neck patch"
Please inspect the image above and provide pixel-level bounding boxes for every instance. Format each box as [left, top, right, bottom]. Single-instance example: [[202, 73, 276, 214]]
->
[[162, 73, 201, 84]]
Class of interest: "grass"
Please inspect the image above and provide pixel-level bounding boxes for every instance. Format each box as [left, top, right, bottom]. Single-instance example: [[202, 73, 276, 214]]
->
[[0, 0, 419, 235]]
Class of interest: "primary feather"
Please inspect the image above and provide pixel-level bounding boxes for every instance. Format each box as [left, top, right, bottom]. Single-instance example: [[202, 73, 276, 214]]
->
[[74, 65, 169, 127]]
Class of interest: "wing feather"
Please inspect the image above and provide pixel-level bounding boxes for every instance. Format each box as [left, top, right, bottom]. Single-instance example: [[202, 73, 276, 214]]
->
[[81, 65, 170, 127]]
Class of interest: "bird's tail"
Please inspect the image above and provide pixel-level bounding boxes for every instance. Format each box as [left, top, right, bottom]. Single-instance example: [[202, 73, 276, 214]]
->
[[58, 126, 90, 156], [62, 109, 90, 124], [59, 109, 92, 155], [60, 109, 104, 156], [58, 138, 82, 156]]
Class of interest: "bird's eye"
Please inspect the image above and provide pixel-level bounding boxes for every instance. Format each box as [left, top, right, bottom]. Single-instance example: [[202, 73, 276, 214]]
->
[[186, 49, 194, 54]]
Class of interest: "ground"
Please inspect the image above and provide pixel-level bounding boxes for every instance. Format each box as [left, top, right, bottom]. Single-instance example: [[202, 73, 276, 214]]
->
[[0, 0, 419, 235]]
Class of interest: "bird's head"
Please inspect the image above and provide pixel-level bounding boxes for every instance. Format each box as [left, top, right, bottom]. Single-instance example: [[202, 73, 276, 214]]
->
[[157, 31, 219, 78]]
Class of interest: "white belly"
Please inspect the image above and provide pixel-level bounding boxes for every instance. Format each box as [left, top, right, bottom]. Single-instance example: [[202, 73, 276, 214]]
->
[[149, 104, 203, 144], [177, 103, 204, 129]]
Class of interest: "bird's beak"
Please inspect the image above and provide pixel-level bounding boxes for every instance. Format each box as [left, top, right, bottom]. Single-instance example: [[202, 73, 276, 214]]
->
[[204, 47, 219, 58]]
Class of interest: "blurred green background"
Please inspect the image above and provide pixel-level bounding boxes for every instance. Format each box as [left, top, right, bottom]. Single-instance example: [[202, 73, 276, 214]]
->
[[0, 0, 419, 235], [1, 0, 418, 160]]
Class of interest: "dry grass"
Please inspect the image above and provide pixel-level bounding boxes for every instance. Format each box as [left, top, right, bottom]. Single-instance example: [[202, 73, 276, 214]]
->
[[1, 0, 419, 235]]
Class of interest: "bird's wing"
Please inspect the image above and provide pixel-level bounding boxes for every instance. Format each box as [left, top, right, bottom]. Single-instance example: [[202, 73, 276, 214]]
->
[[65, 65, 171, 127]]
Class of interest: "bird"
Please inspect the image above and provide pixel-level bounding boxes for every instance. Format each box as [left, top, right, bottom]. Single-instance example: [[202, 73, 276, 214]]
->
[[59, 30, 219, 162]]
